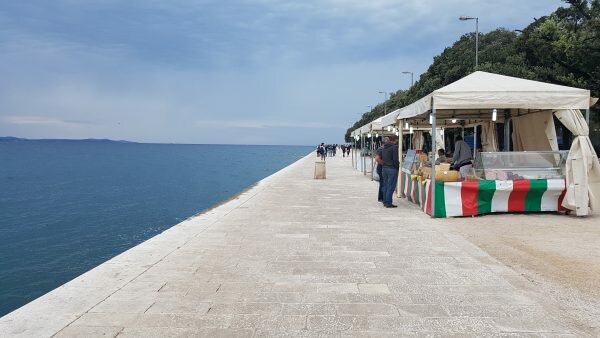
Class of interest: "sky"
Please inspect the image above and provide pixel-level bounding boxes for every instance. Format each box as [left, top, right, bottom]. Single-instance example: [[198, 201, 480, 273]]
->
[[0, 0, 565, 145]]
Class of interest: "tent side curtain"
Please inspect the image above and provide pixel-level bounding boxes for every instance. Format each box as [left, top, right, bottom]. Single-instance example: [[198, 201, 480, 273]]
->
[[481, 121, 499, 152], [511, 111, 558, 151], [555, 109, 600, 216]]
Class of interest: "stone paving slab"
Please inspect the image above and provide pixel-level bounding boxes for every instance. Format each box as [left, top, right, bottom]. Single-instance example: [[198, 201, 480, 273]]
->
[[0, 153, 588, 337]]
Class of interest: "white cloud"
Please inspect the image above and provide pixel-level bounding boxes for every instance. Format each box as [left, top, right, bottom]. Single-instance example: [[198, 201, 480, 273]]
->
[[194, 119, 341, 129], [0, 0, 567, 145], [1, 116, 90, 127]]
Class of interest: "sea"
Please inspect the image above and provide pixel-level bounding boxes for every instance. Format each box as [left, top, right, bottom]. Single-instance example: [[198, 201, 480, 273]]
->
[[0, 140, 312, 317]]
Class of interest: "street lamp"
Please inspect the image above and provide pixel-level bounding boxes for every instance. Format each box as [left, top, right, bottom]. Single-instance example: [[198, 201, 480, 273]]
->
[[401, 71, 413, 88], [378, 91, 388, 116], [459, 16, 479, 69]]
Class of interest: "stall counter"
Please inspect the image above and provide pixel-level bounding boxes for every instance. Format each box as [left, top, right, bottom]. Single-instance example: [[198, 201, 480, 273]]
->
[[400, 171, 568, 218]]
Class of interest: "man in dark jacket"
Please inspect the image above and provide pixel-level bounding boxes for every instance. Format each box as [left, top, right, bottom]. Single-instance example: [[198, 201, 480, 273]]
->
[[374, 137, 389, 203], [381, 135, 399, 208]]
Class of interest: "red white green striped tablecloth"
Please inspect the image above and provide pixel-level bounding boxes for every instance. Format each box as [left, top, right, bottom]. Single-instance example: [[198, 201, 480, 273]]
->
[[400, 171, 568, 217]]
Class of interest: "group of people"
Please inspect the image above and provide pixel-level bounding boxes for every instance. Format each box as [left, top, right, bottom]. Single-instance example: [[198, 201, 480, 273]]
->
[[373, 136, 473, 208], [316, 143, 352, 160]]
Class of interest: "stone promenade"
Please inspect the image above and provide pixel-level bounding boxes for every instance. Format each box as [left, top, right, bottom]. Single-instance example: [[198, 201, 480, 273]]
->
[[0, 153, 585, 337]]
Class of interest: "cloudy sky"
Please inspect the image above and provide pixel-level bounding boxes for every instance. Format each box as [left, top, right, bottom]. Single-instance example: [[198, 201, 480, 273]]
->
[[0, 0, 564, 145]]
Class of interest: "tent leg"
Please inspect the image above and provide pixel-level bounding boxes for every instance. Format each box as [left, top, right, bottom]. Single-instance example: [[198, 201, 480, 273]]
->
[[351, 138, 355, 168], [504, 115, 511, 152], [398, 120, 403, 198], [586, 109, 590, 126], [431, 109, 437, 218], [474, 125, 477, 157], [370, 130, 374, 180], [362, 134, 366, 176]]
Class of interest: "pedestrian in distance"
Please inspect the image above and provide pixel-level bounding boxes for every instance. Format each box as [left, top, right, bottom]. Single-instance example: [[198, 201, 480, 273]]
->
[[318, 143, 326, 161]]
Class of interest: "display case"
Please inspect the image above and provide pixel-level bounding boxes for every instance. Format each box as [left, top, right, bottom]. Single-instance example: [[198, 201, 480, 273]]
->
[[472, 151, 568, 180], [402, 149, 419, 174]]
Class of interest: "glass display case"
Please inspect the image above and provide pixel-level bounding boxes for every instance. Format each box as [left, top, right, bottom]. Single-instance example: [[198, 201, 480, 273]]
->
[[472, 151, 568, 180], [402, 149, 418, 174]]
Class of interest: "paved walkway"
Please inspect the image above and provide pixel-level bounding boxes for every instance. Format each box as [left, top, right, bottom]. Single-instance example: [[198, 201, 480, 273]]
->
[[0, 154, 584, 337]]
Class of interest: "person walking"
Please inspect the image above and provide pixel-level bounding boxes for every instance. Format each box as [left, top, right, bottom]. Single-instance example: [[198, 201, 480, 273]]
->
[[381, 135, 399, 208], [318, 143, 326, 161]]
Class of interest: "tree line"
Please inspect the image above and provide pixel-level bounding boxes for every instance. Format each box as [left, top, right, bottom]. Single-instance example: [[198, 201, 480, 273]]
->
[[345, 0, 600, 150]]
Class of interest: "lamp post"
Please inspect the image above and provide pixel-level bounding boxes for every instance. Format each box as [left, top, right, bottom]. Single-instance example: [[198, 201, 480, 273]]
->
[[378, 91, 388, 116], [459, 16, 479, 69], [401, 71, 413, 88]]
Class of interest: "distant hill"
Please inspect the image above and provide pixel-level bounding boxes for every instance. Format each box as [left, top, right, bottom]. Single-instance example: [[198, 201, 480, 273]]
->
[[0, 137, 136, 144]]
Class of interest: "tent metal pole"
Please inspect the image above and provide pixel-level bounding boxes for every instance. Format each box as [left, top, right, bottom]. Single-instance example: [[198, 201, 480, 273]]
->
[[474, 125, 477, 158], [585, 108, 590, 126], [362, 134, 366, 176], [431, 108, 437, 218], [504, 111, 511, 151], [370, 127, 374, 180], [398, 119, 404, 198], [351, 137, 355, 168]]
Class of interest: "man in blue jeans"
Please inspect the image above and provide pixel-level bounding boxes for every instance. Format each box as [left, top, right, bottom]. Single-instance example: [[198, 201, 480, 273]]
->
[[381, 135, 399, 208], [374, 137, 388, 202]]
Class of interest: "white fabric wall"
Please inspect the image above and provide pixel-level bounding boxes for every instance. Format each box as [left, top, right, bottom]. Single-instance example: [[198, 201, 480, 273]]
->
[[413, 131, 424, 150], [481, 121, 499, 151], [512, 111, 558, 151], [555, 109, 600, 216]]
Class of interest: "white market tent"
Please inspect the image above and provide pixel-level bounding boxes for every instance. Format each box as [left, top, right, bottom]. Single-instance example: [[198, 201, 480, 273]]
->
[[395, 71, 591, 119], [387, 71, 598, 216], [381, 108, 401, 127]]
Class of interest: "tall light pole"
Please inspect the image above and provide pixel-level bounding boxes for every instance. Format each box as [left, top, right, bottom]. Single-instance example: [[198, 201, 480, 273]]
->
[[459, 16, 479, 69], [401, 71, 413, 88], [378, 91, 388, 116]]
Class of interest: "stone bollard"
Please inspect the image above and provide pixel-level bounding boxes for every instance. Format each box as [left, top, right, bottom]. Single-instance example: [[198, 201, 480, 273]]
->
[[314, 161, 326, 179]]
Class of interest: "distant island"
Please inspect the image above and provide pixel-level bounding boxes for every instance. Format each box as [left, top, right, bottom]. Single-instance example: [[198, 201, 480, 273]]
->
[[0, 136, 136, 144]]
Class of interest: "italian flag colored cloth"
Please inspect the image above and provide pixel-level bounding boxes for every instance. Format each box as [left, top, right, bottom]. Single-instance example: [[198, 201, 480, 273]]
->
[[400, 172, 568, 217]]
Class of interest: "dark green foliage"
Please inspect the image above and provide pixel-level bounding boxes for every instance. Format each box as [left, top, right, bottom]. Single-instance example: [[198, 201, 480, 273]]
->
[[345, 0, 600, 148]]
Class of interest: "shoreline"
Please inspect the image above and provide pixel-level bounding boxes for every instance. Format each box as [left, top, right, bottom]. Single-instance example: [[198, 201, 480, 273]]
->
[[3, 153, 593, 337], [184, 151, 313, 221], [0, 152, 313, 336]]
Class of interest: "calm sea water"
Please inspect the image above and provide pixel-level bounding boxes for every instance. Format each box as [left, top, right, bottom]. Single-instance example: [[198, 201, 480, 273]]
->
[[0, 141, 311, 316]]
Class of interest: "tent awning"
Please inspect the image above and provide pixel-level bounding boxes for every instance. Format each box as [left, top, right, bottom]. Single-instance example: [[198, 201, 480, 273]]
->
[[396, 71, 591, 121], [381, 108, 401, 127]]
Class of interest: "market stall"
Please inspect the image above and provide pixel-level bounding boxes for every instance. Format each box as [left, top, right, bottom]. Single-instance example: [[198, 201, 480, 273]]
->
[[393, 71, 598, 217]]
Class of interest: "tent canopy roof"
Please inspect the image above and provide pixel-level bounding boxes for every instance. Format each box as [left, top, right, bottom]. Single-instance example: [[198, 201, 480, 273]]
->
[[381, 108, 401, 127], [396, 71, 591, 121], [359, 117, 383, 134]]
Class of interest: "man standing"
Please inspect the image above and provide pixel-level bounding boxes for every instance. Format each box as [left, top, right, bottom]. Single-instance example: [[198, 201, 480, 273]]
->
[[451, 136, 472, 178], [381, 135, 399, 208], [374, 137, 388, 203]]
